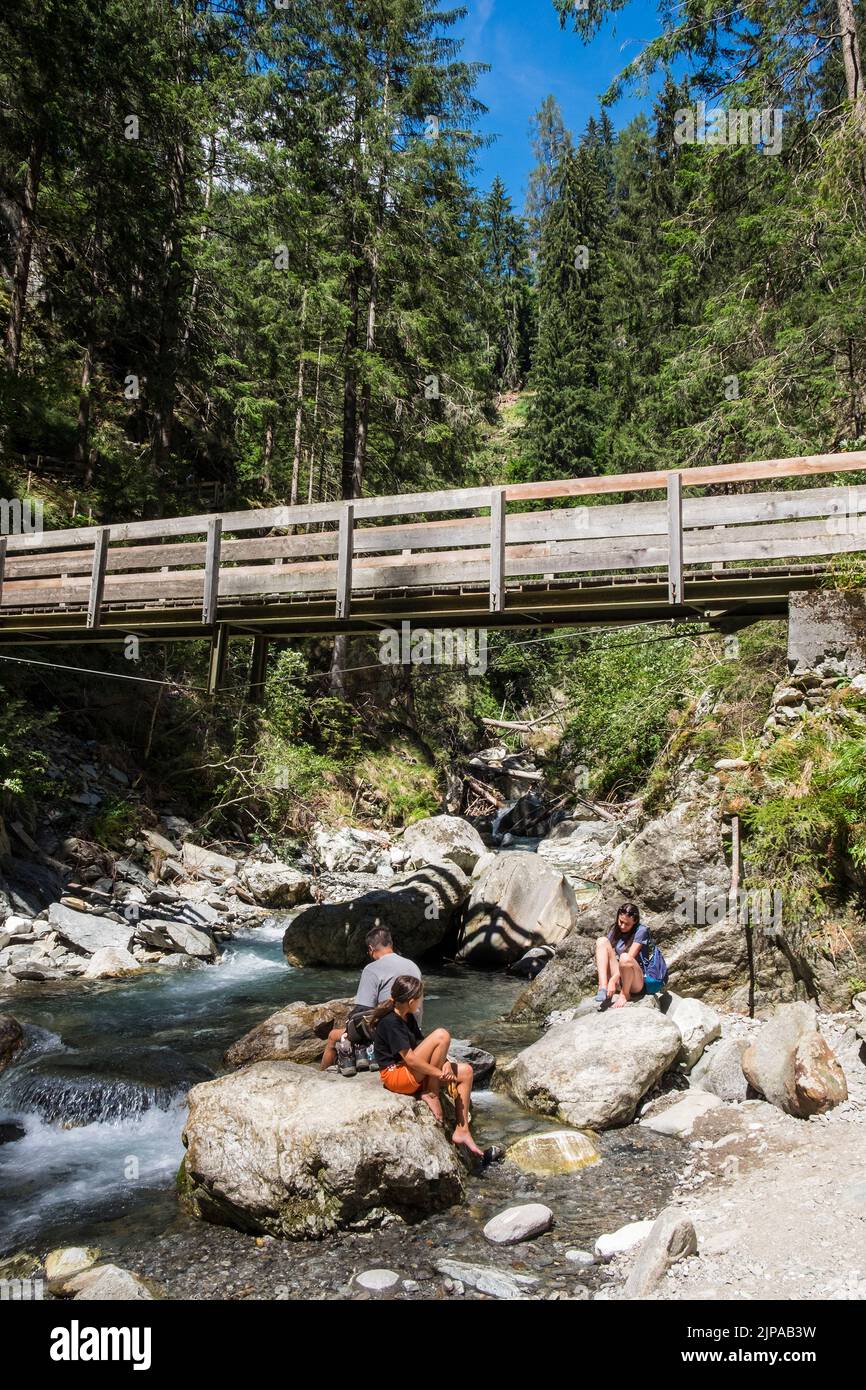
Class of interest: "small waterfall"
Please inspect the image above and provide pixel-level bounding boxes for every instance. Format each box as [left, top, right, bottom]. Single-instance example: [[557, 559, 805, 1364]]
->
[[0, 1047, 214, 1126]]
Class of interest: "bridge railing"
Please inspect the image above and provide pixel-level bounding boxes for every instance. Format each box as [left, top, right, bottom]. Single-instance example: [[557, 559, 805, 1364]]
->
[[1, 452, 866, 625]]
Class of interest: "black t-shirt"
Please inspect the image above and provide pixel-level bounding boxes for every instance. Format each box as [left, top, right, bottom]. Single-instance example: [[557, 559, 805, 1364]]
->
[[373, 1009, 424, 1069]]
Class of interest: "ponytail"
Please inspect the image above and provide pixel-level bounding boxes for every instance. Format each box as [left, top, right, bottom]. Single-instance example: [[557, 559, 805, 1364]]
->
[[368, 974, 423, 1028]]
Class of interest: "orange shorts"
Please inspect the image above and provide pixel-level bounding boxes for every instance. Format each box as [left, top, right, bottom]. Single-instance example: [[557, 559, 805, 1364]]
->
[[380, 1064, 422, 1096]]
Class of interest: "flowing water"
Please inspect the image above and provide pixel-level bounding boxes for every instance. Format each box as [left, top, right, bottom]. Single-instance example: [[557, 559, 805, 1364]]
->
[[0, 922, 683, 1296]]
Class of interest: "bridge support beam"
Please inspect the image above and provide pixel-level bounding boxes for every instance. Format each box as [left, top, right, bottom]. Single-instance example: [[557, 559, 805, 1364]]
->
[[489, 486, 505, 612], [207, 623, 229, 695], [335, 503, 354, 619], [86, 527, 110, 629], [667, 472, 683, 606], [248, 633, 269, 704]]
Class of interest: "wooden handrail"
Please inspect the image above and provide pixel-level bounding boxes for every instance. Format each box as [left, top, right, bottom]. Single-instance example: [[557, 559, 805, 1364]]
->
[[4, 450, 866, 554]]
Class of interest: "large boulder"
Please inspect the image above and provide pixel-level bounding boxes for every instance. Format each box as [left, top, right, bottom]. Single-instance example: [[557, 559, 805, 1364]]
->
[[537, 818, 620, 885], [82, 946, 141, 979], [48, 903, 134, 957], [223, 998, 354, 1068], [135, 918, 217, 961], [742, 1002, 847, 1117], [0, 1014, 24, 1073], [660, 992, 722, 1069], [240, 861, 312, 908], [508, 896, 617, 1021], [604, 794, 729, 934], [623, 1210, 697, 1297], [457, 852, 580, 966], [688, 1037, 750, 1103], [311, 824, 391, 874], [399, 816, 486, 874], [503, 1007, 682, 1129], [180, 1062, 465, 1236], [181, 842, 238, 881], [282, 863, 469, 967]]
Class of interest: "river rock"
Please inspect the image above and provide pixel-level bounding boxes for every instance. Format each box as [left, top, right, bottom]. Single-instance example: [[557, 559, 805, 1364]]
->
[[311, 824, 391, 874], [48, 903, 134, 957], [282, 863, 469, 967], [742, 1002, 846, 1116], [503, 1007, 681, 1129], [595, 1220, 655, 1261], [457, 852, 580, 966], [355, 1268, 400, 1293], [180, 1063, 465, 1236], [483, 1203, 554, 1245], [688, 1037, 750, 1102], [82, 946, 141, 979], [0, 1014, 24, 1072], [508, 945, 555, 979], [66, 1264, 159, 1300], [639, 1090, 724, 1137], [400, 815, 486, 874], [223, 997, 355, 1067], [506, 1130, 599, 1175], [537, 818, 619, 884], [182, 842, 238, 881], [605, 795, 729, 926], [434, 1259, 538, 1300], [136, 918, 217, 960], [623, 1210, 697, 1296], [507, 896, 619, 1022], [792, 1031, 848, 1115], [240, 861, 312, 908], [447, 1040, 496, 1088], [45, 1246, 100, 1293], [661, 993, 722, 1069]]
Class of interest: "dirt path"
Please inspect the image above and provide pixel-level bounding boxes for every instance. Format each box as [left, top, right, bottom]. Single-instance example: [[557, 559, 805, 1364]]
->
[[611, 1015, 866, 1301]]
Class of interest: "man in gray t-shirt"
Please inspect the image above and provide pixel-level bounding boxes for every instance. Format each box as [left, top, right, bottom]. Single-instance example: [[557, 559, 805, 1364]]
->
[[319, 927, 421, 1070]]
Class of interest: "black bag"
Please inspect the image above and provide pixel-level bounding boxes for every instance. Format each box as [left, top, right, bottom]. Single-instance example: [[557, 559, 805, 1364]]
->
[[345, 1009, 376, 1047]]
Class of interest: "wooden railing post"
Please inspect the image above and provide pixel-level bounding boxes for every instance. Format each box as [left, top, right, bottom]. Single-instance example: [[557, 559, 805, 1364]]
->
[[207, 623, 229, 695], [86, 527, 109, 629], [202, 518, 222, 625], [335, 502, 354, 619], [667, 472, 683, 605], [490, 487, 505, 612], [0, 536, 6, 611]]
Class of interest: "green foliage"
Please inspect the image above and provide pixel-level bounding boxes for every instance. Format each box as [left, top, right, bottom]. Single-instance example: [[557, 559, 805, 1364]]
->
[[0, 695, 55, 811], [90, 798, 139, 850]]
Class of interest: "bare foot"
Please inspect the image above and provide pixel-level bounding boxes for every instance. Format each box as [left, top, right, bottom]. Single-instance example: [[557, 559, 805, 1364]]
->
[[452, 1126, 483, 1158], [611, 994, 629, 1009], [421, 1094, 444, 1123]]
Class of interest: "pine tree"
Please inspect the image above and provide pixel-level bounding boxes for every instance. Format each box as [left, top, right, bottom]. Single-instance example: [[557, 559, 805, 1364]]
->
[[525, 95, 573, 257]]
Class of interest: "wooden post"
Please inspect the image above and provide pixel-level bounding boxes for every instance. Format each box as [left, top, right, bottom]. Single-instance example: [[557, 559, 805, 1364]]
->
[[86, 527, 109, 629], [667, 472, 683, 605], [0, 537, 6, 610], [249, 634, 268, 704], [207, 623, 229, 695], [335, 502, 354, 619], [490, 486, 505, 613], [202, 518, 222, 625]]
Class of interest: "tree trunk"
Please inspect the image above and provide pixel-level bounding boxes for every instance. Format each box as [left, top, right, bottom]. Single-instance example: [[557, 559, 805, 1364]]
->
[[290, 287, 308, 507], [838, 0, 865, 120], [75, 345, 94, 481], [3, 127, 46, 373], [153, 136, 187, 485], [262, 416, 275, 491]]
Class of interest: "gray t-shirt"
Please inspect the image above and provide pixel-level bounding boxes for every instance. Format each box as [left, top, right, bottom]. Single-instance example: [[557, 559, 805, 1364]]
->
[[354, 952, 422, 1014]]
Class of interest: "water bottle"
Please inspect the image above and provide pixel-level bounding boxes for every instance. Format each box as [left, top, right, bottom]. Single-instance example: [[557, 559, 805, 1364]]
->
[[366, 1043, 378, 1073]]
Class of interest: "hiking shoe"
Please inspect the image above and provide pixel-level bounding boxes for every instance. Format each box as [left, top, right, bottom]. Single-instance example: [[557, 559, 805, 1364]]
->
[[595, 988, 609, 1011], [336, 1042, 357, 1077], [354, 1045, 370, 1072]]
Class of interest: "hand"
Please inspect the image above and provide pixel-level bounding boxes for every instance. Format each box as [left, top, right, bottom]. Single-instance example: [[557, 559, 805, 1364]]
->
[[441, 1062, 457, 1083]]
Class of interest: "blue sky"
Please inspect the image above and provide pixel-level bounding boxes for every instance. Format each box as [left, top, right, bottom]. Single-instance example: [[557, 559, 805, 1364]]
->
[[453, 0, 667, 205]]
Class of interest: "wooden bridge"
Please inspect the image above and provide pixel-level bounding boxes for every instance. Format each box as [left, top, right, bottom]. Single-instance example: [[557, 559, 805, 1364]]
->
[[1, 450, 865, 690]]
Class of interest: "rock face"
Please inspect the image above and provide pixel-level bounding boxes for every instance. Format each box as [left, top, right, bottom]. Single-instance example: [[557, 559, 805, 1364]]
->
[[607, 794, 729, 928], [661, 993, 722, 1069], [240, 861, 312, 908], [639, 1091, 724, 1137], [182, 842, 238, 880], [48, 903, 134, 957], [503, 1007, 682, 1129], [457, 852, 580, 966], [446, 1041, 496, 1089], [399, 815, 486, 874], [742, 1003, 848, 1117], [536, 817, 619, 885], [282, 863, 469, 967], [136, 918, 217, 960], [0, 1014, 24, 1073], [223, 998, 354, 1068], [623, 1210, 697, 1297], [180, 1062, 465, 1236]]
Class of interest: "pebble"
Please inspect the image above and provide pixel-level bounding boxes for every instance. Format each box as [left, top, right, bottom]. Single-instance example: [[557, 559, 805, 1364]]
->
[[483, 1203, 554, 1245], [565, 1249, 595, 1266]]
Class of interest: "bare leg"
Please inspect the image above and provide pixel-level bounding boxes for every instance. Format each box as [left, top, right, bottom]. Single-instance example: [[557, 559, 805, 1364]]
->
[[405, 1028, 450, 1121], [320, 1026, 345, 1070], [451, 1061, 483, 1157], [612, 958, 644, 1008], [596, 937, 619, 997]]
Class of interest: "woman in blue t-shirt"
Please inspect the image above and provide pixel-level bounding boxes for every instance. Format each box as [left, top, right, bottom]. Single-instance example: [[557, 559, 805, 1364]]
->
[[594, 902, 655, 1010]]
